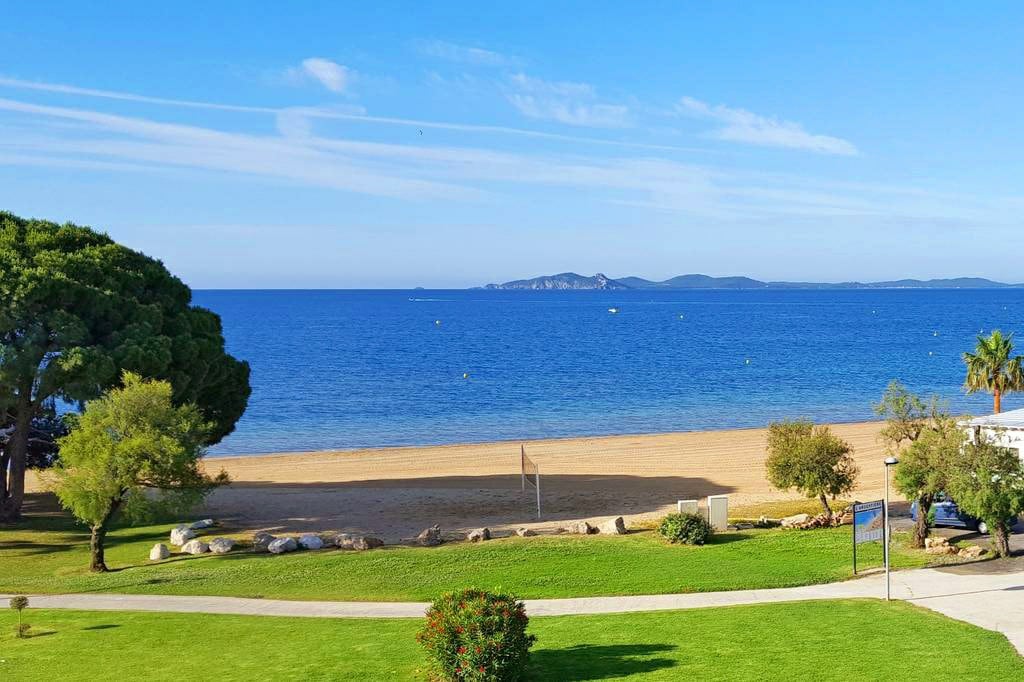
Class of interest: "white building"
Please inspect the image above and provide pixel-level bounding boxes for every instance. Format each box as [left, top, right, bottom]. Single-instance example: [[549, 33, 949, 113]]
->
[[963, 408, 1024, 459]]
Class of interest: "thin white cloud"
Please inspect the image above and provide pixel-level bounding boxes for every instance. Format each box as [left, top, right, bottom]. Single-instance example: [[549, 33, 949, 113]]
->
[[417, 40, 520, 67], [677, 96, 858, 156], [286, 58, 353, 93], [505, 73, 630, 128], [0, 75, 705, 154]]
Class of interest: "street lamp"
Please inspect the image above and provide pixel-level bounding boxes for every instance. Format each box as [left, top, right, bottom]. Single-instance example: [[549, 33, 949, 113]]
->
[[883, 456, 899, 601]]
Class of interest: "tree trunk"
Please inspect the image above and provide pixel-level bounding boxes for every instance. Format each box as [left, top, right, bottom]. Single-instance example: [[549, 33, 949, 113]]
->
[[0, 448, 9, 502], [818, 493, 833, 518], [0, 391, 34, 523], [994, 389, 1002, 414], [991, 522, 1011, 558], [89, 497, 123, 572], [912, 498, 932, 548]]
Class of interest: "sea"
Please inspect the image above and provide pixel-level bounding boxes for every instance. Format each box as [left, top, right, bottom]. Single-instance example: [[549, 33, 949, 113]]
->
[[192, 289, 1024, 456]]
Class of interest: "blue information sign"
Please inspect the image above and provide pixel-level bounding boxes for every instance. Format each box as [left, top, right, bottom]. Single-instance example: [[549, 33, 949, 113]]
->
[[852, 500, 885, 575]]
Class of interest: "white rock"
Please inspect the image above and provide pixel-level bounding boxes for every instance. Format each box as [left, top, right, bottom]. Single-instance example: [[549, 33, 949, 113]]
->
[[170, 525, 196, 546], [189, 519, 215, 530], [599, 517, 627, 535], [569, 521, 597, 535], [467, 528, 491, 542], [181, 539, 209, 555], [417, 525, 443, 546], [353, 536, 384, 551], [252, 531, 276, 553], [780, 513, 811, 529], [268, 537, 298, 554], [298, 534, 324, 550], [208, 538, 235, 554], [515, 527, 536, 537], [149, 543, 170, 561]]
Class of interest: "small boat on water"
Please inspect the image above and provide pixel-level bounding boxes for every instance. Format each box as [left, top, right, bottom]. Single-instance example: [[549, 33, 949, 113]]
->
[[608, 307, 619, 314]]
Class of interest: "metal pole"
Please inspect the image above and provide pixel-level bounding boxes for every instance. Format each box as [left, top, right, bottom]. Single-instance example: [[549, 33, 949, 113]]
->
[[535, 466, 541, 519], [521, 445, 525, 492], [884, 463, 891, 601]]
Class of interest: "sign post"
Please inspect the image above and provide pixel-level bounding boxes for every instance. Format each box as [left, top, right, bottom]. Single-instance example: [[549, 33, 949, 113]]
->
[[852, 500, 884, 576]]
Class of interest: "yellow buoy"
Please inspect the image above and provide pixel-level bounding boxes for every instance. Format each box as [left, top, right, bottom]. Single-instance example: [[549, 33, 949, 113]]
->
[[745, 359, 751, 365], [463, 372, 469, 379], [435, 320, 441, 326]]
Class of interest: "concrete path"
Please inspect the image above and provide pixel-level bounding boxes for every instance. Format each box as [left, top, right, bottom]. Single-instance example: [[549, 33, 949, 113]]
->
[[6, 559, 1024, 653]]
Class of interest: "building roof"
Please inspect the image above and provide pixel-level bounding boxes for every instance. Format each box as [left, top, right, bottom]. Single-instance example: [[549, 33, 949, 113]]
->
[[964, 408, 1024, 430]]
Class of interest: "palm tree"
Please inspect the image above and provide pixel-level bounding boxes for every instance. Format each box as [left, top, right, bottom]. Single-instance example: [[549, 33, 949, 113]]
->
[[963, 330, 1024, 414]]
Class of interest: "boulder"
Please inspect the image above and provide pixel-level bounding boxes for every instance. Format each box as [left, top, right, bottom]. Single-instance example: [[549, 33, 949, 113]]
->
[[252, 531, 276, 553], [335, 533, 357, 549], [467, 528, 491, 542], [298, 534, 324, 550], [515, 527, 536, 537], [598, 517, 627, 535], [189, 519, 215, 530], [925, 540, 957, 555], [149, 543, 170, 561], [268, 537, 298, 554], [925, 536, 949, 549], [958, 545, 987, 559], [181, 539, 209, 555], [417, 525, 443, 547], [170, 525, 196, 546], [780, 514, 811, 529], [569, 521, 598, 535], [208, 538, 235, 554], [352, 536, 384, 551], [318, 533, 340, 547]]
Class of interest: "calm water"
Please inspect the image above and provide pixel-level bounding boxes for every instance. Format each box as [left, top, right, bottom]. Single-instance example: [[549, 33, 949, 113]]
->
[[193, 289, 1024, 456]]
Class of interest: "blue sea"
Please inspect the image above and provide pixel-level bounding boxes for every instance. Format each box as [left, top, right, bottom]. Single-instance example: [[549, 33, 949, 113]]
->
[[193, 289, 1024, 456]]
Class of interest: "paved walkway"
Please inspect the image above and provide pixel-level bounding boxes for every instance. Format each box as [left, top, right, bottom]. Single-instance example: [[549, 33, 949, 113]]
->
[[6, 559, 1024, 653]]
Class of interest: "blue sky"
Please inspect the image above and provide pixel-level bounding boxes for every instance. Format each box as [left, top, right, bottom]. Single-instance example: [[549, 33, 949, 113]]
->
[[1, 3, 1022, 288]]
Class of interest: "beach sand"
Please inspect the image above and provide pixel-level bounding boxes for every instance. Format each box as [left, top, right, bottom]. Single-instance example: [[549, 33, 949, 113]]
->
[[26, 421, 891, 541], [166, 421, 891, 541]]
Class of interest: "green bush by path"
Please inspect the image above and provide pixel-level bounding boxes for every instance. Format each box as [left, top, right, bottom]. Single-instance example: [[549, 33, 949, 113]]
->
[[658, 512, 713, 545], [1, 515, 942, 601], [0, 601, 1021, 681]]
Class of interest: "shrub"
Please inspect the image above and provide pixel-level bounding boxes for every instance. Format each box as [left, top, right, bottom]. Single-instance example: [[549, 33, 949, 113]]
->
[[10, 595, 29, 638], [658, 512, 713, 545], [416, 588, 535, 681]]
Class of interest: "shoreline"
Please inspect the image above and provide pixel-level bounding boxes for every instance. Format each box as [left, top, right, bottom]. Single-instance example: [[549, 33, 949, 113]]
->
[[204, 417, 886, 462], [28, 421, 893, 541]]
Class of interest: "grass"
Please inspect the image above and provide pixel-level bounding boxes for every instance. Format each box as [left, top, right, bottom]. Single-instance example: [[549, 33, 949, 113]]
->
[[1, 514, 947, 601], [0, 600, 1020, 680], [731, 498, 854, 520]]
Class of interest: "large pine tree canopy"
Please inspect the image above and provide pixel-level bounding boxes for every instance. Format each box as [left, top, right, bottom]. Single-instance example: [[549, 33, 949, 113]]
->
[[0, 211, 250, 518]]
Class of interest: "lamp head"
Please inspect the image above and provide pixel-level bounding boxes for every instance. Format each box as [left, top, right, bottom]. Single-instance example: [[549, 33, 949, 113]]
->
[[884, 456, 899, 466]]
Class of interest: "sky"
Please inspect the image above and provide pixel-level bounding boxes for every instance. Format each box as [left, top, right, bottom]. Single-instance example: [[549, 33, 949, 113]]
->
[[1, 3, 1022, 288]]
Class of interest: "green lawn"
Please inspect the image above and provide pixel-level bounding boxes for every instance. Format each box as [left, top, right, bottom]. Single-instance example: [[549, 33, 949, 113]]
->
[[1, 600, 1019, 680], [1, 515, 944, 601]]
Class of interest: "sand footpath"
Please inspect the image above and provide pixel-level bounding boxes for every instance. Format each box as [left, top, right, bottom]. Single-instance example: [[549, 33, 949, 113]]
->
[[177, 421, 891, 541]]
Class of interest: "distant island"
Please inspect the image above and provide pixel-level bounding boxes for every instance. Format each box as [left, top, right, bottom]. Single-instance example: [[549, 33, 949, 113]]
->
[[481, 272, 1022, 290]]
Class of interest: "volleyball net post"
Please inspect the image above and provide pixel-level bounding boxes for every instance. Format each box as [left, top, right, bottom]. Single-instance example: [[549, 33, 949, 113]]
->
[[520, 444, 541, 519]]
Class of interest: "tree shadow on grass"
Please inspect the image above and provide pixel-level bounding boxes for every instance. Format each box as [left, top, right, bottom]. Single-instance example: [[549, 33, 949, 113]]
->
[[529, 643, 676, 680], [81, 624, 120, 631]]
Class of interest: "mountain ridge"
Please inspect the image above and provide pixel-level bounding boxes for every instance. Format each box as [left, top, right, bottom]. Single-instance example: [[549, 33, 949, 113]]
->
[[482, 273, 1022, 290]]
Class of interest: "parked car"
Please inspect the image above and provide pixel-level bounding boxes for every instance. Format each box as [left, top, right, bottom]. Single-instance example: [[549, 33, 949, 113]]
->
[[910, 493, 991, 534]]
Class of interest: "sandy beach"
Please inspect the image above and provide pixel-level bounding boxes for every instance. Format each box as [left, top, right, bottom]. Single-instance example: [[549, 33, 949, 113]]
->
[[27, 421, 891, 540], [161, 421, 889, 540]]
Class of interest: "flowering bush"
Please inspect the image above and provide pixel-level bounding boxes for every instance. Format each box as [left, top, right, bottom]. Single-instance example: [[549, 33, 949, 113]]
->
[[658, 512, 713, 545], [416, 589, 535, 681]]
